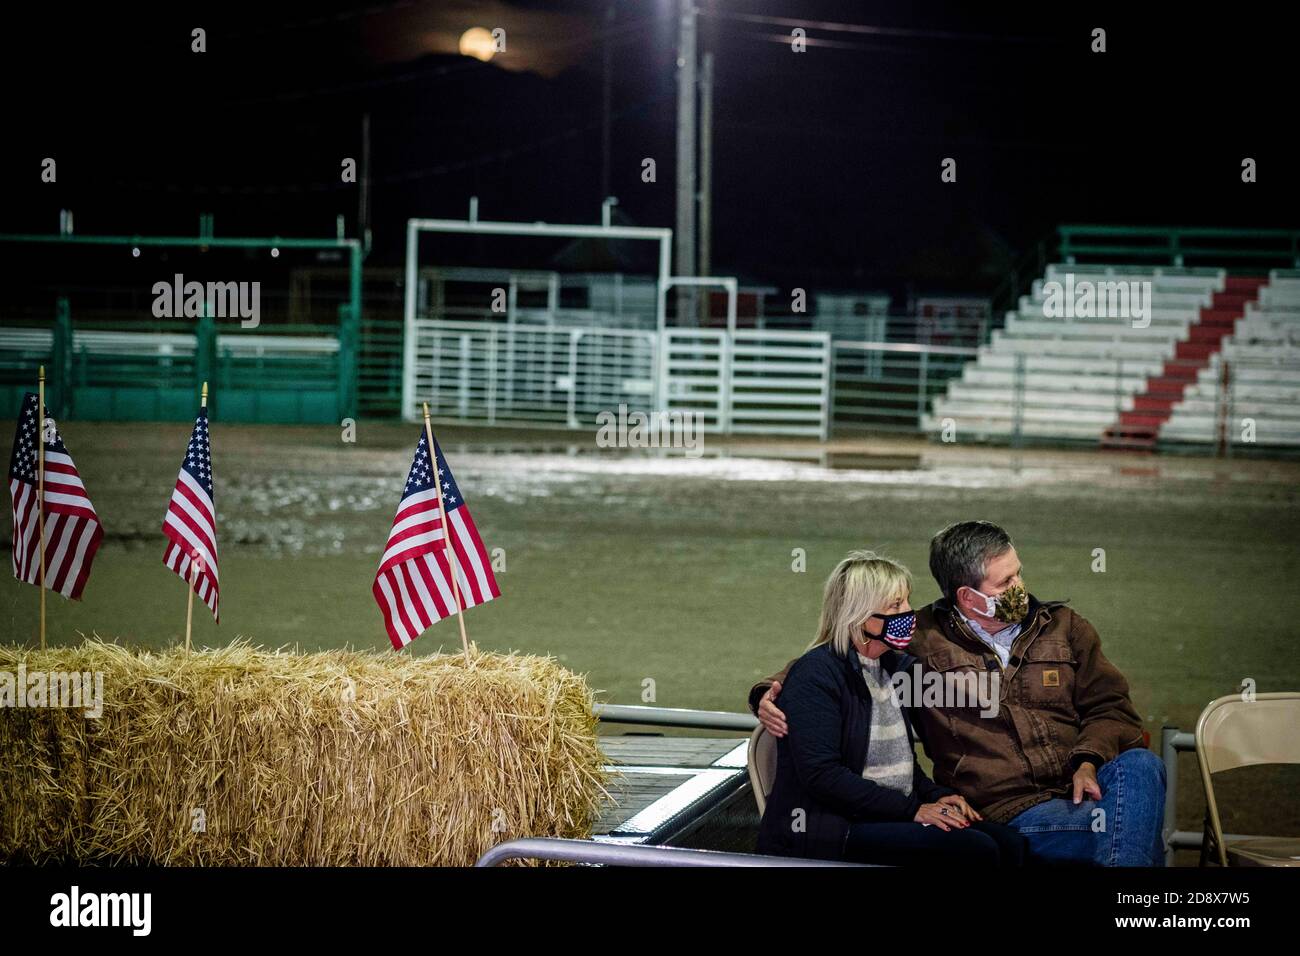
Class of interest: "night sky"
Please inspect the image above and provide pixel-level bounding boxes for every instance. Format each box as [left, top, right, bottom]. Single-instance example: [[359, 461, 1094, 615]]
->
[[2, 1, 1295, 295]]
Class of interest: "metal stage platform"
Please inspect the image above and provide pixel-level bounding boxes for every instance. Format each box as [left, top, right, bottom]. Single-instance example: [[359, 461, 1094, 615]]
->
[[591, 705, 760, 850]]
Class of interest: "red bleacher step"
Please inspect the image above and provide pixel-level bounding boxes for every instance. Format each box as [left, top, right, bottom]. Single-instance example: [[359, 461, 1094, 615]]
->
[[1188, 324, 1235, 343], [1133, 396, 1176, 413], [1147, 377, 1188, 396], [1101, 275, 1267, 451], [1224, 276, 1268, 294], [1174, 341, 1214, 362], [1211, 293, 1252, 310], [1117, 412, 1166, 429]]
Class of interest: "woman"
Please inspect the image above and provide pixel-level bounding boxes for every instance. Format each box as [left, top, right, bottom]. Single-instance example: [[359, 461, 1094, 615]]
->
[[755, 550, 1026, 866]]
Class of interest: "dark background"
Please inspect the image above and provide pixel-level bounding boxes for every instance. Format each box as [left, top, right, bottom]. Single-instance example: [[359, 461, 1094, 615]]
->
[[1, 0, 1295, 294]]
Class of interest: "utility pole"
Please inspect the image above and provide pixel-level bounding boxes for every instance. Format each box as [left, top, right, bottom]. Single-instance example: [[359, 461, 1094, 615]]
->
[[698, 49, 713, 325], [360, 112, 371, 253], [601, 1, 615, 204], [674, 0, 697, 327]]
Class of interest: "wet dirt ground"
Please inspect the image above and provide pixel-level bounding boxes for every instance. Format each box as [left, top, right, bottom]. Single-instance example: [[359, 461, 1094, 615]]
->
[[3, 419, 1298, 861]]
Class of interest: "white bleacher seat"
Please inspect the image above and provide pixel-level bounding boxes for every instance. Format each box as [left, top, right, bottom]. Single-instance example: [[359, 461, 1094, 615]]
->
[[927, 262, 1299, 448], [1164, 336, 1300, 446]]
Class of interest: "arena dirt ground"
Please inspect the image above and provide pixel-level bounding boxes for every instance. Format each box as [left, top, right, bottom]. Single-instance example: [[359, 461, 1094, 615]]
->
[[3, 418, 1298, 864]]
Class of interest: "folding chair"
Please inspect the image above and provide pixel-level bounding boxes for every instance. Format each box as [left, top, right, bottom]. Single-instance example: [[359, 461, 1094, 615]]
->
[[747, 724, 777, 816], [1195, 692, 1300, 866]]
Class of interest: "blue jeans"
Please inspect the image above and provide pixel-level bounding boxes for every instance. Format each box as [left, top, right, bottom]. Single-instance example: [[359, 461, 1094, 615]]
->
[[1005, 748, 1167, 867]]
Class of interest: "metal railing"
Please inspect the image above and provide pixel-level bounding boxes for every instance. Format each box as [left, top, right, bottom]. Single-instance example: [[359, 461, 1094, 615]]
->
[[1059, 225, 1300, 270], [595, 703, 758, 732], [475, 837, 869, 867]]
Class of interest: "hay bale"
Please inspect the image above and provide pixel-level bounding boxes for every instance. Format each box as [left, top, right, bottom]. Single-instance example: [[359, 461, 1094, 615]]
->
[[0, 639, 610, 866]]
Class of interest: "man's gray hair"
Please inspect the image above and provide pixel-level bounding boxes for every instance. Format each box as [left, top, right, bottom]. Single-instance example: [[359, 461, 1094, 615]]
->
[[929, 520, 1014, 603]]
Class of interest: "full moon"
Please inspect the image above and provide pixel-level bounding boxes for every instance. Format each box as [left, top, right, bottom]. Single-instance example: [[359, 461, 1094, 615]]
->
[[458, 28, 495, 62]]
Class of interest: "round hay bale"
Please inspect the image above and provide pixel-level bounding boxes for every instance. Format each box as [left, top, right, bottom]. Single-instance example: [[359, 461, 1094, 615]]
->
[[0, 639, 610, 866]]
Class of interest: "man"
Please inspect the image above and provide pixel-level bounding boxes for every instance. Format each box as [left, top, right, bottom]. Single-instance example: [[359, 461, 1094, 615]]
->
[[749, 520, 1166, 866]]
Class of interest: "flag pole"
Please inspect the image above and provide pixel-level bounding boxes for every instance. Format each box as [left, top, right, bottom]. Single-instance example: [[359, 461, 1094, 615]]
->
[[423, 403, 471, 664], [184, 575, 195, 652], [37, 366, 47, 651], [183, 381, 208, 653]]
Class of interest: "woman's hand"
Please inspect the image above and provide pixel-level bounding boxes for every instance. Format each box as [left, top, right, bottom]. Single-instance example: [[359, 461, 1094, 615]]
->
[[937, 794, 982, 822], [914, 801, 970, 831]]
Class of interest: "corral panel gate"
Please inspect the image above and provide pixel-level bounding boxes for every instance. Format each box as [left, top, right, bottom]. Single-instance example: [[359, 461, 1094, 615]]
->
[[411, 320, 830, 439]]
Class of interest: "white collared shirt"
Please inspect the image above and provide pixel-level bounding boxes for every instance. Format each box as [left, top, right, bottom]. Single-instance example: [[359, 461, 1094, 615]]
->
[[957, 611, 1020, 668]]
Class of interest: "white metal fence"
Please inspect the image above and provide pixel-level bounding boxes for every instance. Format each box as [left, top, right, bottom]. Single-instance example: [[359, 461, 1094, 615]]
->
[[407, 320, 832, 438], [729, 330, 832, 436], [403, 321, 1300, 450]]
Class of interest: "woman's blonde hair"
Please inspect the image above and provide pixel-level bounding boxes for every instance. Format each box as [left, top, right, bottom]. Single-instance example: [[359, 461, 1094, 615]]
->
[[809, 550, 913, 658]]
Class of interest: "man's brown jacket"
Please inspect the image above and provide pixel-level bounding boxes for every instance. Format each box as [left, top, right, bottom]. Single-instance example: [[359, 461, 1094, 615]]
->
[[747, 595, 1147, 823]]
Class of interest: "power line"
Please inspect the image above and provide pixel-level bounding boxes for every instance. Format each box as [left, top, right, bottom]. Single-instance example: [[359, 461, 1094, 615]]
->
[[702, 9, 1053, 46], [726, 30, 985, 56]]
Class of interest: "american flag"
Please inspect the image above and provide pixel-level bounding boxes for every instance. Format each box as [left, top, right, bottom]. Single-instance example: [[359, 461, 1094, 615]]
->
[[373, 431, 499, 649], [162, 402, 219, 621], [7, 392, 103, 599]]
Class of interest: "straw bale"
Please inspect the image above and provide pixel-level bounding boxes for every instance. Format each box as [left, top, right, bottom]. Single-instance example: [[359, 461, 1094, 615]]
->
[[0, 639, 610, 866]]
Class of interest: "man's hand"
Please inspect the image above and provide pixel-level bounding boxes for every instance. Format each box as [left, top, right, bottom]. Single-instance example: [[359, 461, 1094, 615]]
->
[[757, 681, 787, 738], [1072, 760, 1102, 804], [937, 793, 982, 822]]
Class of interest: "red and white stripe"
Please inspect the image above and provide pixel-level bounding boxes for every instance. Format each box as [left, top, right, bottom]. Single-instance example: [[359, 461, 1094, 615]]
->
[[9, 451, 103, 599], [372, 495, 499, 650], [163, 468, 219, 621]]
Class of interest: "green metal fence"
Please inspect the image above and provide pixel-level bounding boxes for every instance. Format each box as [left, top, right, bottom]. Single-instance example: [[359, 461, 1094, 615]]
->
[[1058, 225, 1300, 271], [0, 228, 363, 424]]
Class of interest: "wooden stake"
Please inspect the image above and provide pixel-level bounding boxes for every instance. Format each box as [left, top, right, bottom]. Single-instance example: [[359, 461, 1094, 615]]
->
[[37, 367, 47, 651], [423, 403, 471, 663]]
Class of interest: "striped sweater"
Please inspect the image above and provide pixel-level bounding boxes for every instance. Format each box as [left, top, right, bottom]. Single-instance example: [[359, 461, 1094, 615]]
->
[[856, 652, 914, 796]]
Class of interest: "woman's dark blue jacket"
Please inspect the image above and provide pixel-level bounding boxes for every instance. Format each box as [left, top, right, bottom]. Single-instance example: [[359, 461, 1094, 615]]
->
[[755, 641, 956, 861]]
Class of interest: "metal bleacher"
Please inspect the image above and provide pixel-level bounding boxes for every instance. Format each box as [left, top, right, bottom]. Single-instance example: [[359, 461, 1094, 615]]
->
[[924, 263, 1300, 450], [925, 264, 1224, 443], [1164, 271, 1300, 447]]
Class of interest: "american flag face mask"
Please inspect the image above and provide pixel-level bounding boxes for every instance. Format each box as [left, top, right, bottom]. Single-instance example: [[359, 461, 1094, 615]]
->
[[866, 610, 916, 648]]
